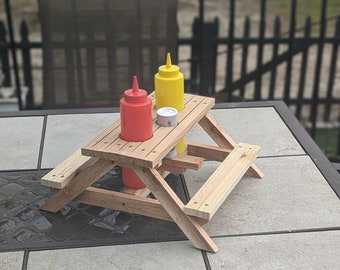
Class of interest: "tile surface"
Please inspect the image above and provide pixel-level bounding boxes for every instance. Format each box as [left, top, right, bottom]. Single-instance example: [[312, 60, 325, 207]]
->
[[1, 106, 339, 270], [0, 117, 44, 170], [41, 113, 118, 168], [185, 156, 340, 235], [27, 241, 206, 270], [207, 231, 340, 269], [0, 251, 23, 270], [186, 107, 305, 157], [0, 170, 187, 252]]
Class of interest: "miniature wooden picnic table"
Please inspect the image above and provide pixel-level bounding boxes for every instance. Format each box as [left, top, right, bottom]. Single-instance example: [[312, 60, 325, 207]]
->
[[40, 92, 263, 253]]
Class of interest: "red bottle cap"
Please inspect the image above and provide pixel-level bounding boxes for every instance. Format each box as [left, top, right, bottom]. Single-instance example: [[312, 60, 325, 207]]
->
[[124, 76, 147, 103]]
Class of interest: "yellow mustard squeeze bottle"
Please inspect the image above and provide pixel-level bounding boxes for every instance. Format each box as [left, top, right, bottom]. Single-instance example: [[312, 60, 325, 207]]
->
[[155, 53, 185, 153], [155, 53, 184, 111]]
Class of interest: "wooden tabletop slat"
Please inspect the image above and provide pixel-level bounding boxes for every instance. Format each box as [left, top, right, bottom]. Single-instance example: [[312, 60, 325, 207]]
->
[[81, 93, 215, 168], [146, 95, 215, 166]]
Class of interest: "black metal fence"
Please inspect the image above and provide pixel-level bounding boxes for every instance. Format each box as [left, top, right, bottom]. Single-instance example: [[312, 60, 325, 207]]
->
[[0, 19, 41, 110], [0, 0, 339, 159], [186, 0, 340, 160], [189, 1, 340, 121]]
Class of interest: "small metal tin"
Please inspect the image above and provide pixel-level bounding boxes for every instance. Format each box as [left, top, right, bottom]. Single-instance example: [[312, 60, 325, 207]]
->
[[156, 107, 178, 127]]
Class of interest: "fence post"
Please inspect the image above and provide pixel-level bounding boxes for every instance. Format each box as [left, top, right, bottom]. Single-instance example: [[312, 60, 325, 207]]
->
[[0, 20, 11, 87], [189, 17, 218, 96], [295, 17, 311, 119], [4, 0, 22, 109], [85, 25, 96, 97], [254, 0, 266, 100], [198, 0, 205, 95], [310, 0, 328, 138], [324, 16, 340, 122], [240, 16, 250, 99], [190, 18, 200, 93], [199, 17, 219, 96], [20, 20, 34, 109], [225, 0, 235, 101], [269, 16, 281, 100], [284, 0, 297, 103]]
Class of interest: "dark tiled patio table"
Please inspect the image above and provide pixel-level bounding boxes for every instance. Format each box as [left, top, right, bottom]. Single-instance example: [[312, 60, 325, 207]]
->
[[0, 101, 339, 270]]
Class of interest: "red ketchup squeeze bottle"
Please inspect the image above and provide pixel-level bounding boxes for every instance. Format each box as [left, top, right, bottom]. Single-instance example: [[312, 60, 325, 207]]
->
[[120, 76, 153, 188]]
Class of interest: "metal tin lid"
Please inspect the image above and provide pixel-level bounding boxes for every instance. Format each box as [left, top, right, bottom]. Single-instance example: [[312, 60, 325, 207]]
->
[[157, 107, 178, 126]]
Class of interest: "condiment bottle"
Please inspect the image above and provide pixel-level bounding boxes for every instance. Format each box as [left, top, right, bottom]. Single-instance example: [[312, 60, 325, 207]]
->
[[120, 76, 153, 142], [155, 53, 186, 153], [155, 53, 184, 111], [120, 76, 153, 189]]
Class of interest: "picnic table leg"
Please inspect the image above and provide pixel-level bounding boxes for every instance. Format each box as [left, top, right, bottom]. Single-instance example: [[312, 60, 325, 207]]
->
[[133, 166, 218, 253], [199, 114, 264, 178], [40, 159, 117, 213]]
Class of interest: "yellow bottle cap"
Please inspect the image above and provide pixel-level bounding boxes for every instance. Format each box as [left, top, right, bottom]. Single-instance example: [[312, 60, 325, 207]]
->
[[158, 53, 179, 77]]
